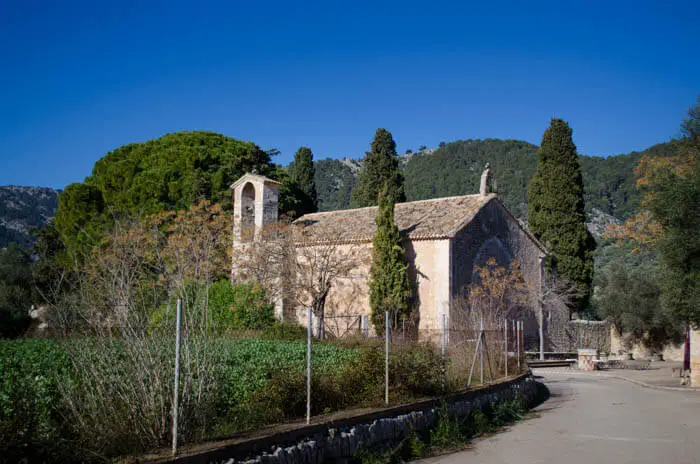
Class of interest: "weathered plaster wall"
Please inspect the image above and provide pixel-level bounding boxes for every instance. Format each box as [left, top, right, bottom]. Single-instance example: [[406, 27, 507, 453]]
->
[[291, 242, 371, 330], [406, 239, 451, 331], [690, 327, 700, 387], [291, 240, 452, 335]]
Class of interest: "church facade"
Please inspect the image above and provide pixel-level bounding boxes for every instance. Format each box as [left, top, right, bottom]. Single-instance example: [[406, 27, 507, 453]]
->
[[230, 170, 568, 351]]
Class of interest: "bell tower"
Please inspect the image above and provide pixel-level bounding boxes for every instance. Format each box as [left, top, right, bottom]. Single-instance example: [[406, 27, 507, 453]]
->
[[231, 172, 280, 246]]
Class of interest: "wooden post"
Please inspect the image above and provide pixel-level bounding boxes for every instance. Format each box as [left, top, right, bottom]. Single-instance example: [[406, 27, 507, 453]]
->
[[171, 299, 182, 456]]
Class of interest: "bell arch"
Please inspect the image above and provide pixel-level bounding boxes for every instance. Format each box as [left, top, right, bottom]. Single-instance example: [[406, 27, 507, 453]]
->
[[240, 182, 256, 241]]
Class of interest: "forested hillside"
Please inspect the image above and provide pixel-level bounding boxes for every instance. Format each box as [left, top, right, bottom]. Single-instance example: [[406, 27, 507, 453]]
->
[[0, 187, 59, 249], [2, 135, 678, 251], [314, 158, 359, 211], [314, 139, 679, 222]]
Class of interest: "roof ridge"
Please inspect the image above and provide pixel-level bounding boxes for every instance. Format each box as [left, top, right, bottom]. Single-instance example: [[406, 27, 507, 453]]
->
[[296, 193, 485, 221]]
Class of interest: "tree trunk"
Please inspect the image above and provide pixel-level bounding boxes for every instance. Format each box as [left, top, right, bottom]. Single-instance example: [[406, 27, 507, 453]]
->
[[313, 284, 330, 340]]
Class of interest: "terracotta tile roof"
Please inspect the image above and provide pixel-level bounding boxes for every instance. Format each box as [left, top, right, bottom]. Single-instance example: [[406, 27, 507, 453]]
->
[[293, 194, 497, 244], [230, 173, 280, 189]]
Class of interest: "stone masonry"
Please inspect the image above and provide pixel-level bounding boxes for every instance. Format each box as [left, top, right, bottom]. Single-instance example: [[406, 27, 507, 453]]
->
[[205, 375, 538, 464]]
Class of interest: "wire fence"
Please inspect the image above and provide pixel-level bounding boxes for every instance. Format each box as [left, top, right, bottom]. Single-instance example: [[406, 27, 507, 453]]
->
[[35, 302, 528, 456], [298, 309, 527, 424]]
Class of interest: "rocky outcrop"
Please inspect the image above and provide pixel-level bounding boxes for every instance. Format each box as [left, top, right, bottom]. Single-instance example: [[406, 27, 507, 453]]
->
[[0, 186, 59, 249]]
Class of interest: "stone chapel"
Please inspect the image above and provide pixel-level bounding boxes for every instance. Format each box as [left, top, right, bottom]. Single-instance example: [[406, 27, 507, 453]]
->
[[230, 169, 570, 351]]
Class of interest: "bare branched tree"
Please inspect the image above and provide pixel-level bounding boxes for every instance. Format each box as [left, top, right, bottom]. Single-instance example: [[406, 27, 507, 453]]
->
[[454, 258, 529, 332], [290, 238, 365, 339], [233, 222, 366, 339], [57, 201, 231, 454]]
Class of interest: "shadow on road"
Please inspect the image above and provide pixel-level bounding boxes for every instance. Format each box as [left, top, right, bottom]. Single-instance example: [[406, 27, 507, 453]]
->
[[531, 381, 550, 408]]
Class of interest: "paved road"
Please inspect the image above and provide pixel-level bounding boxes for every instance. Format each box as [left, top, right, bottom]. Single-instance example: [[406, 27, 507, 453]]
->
[[418, 369, 700, 464]]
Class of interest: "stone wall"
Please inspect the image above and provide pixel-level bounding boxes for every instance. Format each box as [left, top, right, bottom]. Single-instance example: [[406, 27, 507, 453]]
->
[[158, 374, 538, 464], [543, 297, 573, 352], [691, 327, 700, 387], [450, 200, 553, 351], [609, 326, 684, 361], [450, 200, 544, 303], [564, 320, 611, 354]]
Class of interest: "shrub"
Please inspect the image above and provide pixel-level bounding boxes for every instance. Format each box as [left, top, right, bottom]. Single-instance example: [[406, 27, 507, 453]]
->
[[260, 321, 307, 340], [208, 281, 275, 330], [390, 343, 443, 398], [428, 406, 465, 449], [0, 244, 33, 338], [491, 397, 525, 426], [0, 339, 73, 461], [150, 281, 275, 332]]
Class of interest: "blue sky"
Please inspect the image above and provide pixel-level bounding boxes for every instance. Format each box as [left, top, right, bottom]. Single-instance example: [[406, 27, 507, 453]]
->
[[1, 0, 697, 189]]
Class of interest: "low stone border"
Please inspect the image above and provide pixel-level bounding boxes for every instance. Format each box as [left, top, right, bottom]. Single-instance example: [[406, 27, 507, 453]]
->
[[146, 374, 537, 464]]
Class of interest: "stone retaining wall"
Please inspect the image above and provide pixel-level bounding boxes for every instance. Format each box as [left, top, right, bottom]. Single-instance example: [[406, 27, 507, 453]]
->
[[155, 374, 537, 464]]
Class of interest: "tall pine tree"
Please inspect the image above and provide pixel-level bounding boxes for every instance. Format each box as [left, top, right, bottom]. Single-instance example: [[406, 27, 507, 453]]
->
[[289, 146, 318, 216], [368, 185, 412, 333], [528, 119, 595, 309], [353, 128, 406, 207]]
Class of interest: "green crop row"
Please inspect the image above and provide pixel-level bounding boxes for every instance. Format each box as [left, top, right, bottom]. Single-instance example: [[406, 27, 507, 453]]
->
[[0, 336, 444, 462]]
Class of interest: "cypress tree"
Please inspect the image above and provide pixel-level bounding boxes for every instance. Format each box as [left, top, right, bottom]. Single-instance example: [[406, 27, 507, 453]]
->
[[289, 146, 318, 216], [527, 119, 595, 308], [368, 185, 412, 333], [353, 128, 406, 207]]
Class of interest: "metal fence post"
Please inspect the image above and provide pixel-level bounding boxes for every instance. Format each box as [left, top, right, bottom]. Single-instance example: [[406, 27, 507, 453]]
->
[[171, 298, 182, 456], [385, 310, 390, 406], [504, 318, 508, 378], [517, 320, 521, 371], [306, 307, 312, 424], [441, 313, 446, 394], [479, 315, 484, 385]]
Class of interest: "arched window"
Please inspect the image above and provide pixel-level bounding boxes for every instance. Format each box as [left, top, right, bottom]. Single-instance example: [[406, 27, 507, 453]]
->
[[241, 182, 256, 241]]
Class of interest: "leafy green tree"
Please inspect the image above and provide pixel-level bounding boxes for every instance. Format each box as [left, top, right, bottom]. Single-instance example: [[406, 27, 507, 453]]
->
[[647, 98, 700, 324], [31, 222, 71, 304], [368, 186, 412, 333], [54, 183, 106, 258], [87, 131, 273, 213], [353, 128, 406, 207], [0, 244, 33, 337], [527, 119, 595, 308], [53, 131, 279, 258], [594, 262, 679, 351], [289, 146, 318, 216]]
